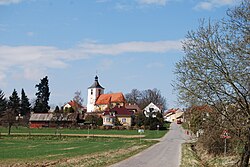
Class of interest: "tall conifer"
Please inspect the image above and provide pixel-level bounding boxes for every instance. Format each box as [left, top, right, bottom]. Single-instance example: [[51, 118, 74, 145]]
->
[[8, 89, 20, 116], [34, 76, 50, 113], [20, 89, 31, 116]]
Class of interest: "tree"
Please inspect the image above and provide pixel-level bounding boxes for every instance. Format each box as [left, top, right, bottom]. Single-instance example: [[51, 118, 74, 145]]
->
[[174, 1, 249, 166], [140, 89, 167, 110], [72, 90, 84, 113], [85, 114, 98, 125], [0, 89, 7, 118], [20, 89, 31, 116], [1, 109, 16, 135], [96, 116, 103, 126], [134, 112, 146, 127], [73, 90, 84, 106], [8, 89, 20, 116], [34, 76, 50, 113], [125, 89, 141, 105], [126, 88, 167, 110], [52, 106, 65, 131]]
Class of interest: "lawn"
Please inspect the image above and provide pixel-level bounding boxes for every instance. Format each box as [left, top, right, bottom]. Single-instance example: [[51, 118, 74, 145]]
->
[[0, 126, 169, 166], [0, 135, 157, 166], [0, 126, 168, 139]]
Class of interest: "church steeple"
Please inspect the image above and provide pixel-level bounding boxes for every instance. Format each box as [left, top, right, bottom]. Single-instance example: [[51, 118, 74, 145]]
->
[[87, 75, 105, 112], [88, 75, 104, 89]]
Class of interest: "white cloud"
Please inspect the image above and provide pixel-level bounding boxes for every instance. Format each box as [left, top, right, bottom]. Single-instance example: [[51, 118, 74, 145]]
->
[[0, 0, 24, 5], [137, 0, 168, 6], [194, 0, 237, 10], [0, 40, 182, 83]]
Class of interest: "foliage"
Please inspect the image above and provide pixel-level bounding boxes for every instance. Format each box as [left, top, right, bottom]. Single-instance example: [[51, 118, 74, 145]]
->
[[114, 116, 122, 126], [20, 89, 31, 116], [96, 116, 103, 126], [126, 88, 167, 110], [174, 1, 249, 166], [134, 112, 146, 127], [144, 112, 164, 130], [8, 89, 20, 116], [0, 89, 7, 117], [85, 114, 98, 125], [0, 109, 16, 135], [33, 76, 51, 113]]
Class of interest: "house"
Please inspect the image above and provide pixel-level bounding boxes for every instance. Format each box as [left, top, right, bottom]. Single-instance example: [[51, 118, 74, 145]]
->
[[29, 113, 53, 128], [125, 103, 142, 114], [143, 102, 162, 118], [63, 100, 86, 114], [29, 111, 81, 128], [164, 108, 184, 123], [102, 106, 133, 126], [87, 76, 126, 112]]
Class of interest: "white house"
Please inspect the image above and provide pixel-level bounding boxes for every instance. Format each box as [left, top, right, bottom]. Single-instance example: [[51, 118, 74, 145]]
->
[[143, 102, 162, 118], [164, 108, 184, 122]]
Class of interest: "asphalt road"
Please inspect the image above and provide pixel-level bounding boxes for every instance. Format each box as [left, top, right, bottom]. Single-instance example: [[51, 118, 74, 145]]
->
[[109, 123, 189, 167]]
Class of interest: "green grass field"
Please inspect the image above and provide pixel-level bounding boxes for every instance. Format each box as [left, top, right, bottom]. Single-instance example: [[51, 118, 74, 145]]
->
[[0, 125, 169, 166], [0, 126, 168, 139], [0, 135, 157, 166]]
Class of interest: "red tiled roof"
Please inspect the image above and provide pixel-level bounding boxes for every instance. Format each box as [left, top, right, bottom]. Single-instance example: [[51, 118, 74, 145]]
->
[[166, 108, 179, 114], [95, 92, 126, 105], [112, 106, 133, 116], [68, 100, 83, 108], [103, 106, 133, 116]]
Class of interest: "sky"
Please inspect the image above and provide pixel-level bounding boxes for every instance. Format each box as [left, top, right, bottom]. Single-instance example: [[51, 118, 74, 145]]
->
[[0, 0, 240, 109]]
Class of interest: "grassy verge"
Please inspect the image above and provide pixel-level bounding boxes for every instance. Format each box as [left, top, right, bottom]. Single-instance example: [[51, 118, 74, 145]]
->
[[181, 143, 239, 167], [180, 143, 203, 167], [0, 135, 157, 167]]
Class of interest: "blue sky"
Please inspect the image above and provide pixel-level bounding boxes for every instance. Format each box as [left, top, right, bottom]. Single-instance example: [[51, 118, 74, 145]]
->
[[0, 0, 239, 109]]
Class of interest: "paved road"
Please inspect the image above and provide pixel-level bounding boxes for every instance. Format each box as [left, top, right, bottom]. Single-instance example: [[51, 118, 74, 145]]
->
[[109, 123, 190, 167]]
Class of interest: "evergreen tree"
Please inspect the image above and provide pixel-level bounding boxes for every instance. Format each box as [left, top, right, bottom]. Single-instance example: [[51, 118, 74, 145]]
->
[[0, 89, 7, 117], [34, 76, 50, 113], [8, 89, 20, 116], [20, 89, 31, 116]]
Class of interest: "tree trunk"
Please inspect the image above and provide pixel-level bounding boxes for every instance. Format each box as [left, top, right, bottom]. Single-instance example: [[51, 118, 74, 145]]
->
[[8, 123, 11, 135], [240, 128, 250, 167]]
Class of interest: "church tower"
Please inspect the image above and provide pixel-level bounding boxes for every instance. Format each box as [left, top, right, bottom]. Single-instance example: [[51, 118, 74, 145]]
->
[[87, 75, 104, 112]]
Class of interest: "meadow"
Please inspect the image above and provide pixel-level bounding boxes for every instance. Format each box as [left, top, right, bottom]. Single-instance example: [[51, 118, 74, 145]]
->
[[0, 127, 168, 166], [0, 126, 168, 139]]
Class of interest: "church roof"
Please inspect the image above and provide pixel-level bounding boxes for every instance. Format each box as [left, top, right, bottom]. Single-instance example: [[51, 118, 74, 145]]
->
[[88, 76, 104, 89], [95, 92, 126, 105]]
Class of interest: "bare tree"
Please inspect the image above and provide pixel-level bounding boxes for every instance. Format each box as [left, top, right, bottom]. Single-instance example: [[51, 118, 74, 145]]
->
[[174, 1, 249, 166], [125, 89, 141, 105], [73, 90, 84, 106], [1, 109, 16, 135], [126, 88, 167, 110]]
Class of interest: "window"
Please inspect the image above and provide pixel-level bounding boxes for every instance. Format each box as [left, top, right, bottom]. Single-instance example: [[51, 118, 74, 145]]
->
[[106, 118, 110, 122], [91, 89, 93, 95], [122, 118, 126, 123], [98, 89, 101, 96]]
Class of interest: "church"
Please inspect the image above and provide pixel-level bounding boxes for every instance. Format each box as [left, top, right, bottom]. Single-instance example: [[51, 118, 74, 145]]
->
[[87, 76, 126, 113]]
